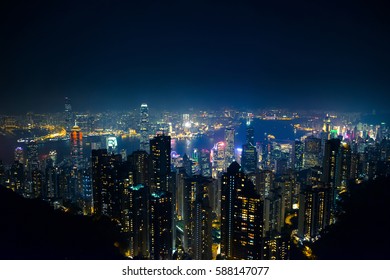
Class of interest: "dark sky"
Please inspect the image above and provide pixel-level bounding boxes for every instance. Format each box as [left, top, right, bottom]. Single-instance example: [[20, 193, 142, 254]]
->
[[1, 0, 389, 113]]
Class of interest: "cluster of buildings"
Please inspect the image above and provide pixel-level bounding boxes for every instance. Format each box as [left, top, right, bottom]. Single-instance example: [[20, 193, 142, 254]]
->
[[0, 99, 390, 259]]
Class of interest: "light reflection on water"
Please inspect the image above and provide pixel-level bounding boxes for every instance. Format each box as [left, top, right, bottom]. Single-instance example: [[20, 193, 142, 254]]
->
[[0, 120, 305, 165]]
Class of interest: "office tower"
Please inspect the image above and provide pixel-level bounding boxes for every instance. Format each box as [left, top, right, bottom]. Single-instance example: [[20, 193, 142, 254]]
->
[[322, 138, 341, 216], [303, 136, 321, 169], [320, 114, 332, 159], [200, 149, 211, 178], [183, 154, 193, 177], [106, 136, 118, 155], [70, 124, 83, 169], [150, 133, 171, 192], [335, 142, 351, 192], [31, 168, 43, 199], [64, 97, 73, 133], [293, 140, 304, 171], [8, 161, 25, 194], [26, 141, 39, 169], [139, 103, 150, 152], [150, 190, 173, 260], [258, 170, 274, 198], [297, 185, 330, 241], [246, 119, 255, 146], [241, 122, 257, 173], [14, 147, 24, 164], [225, 128, 235, 169], [128, 150, 150, 187], [129, 184, 150, 258], [211, 141, 225, 178], [221, 162, 264, 260]]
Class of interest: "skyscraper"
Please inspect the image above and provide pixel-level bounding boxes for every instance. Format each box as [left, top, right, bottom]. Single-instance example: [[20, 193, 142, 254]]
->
[[225, 128, 235, 169], [221, 162, 264, 260], [128, 150, 150, 187], [140, 103, 150, 152], [150, 190, 173, 260], [129, 184, 150, 258], [303, 136, 321, 169], [64, 97, 73, 133], [70, 124, 83, 169], [297, 185, 330, 241], [150, 133, 171, 192], [241, 120, 257, 173]]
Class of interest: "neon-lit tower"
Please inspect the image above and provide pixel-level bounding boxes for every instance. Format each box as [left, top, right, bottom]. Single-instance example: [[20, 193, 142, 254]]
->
[[140, 103, 150, 152]]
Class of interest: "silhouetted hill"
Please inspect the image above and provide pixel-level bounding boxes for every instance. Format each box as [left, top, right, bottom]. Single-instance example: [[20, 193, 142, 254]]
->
[[313, 177, 390, 259], [0, 186, 124, 259]]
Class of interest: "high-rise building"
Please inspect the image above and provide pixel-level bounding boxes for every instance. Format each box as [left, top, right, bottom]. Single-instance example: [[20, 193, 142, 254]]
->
[[182, 176, 213, 259], [221, 162, 264, 260], [293, 140, 304, 171], [129, 184, 150, 258], [92, 149, 131, 225], [70, 124, 83, 169], [303, 136, 321, 169], [140, 103, 150, 152], [241, 122, 257, 173], [14, 147, 24, 164], [150, 190, 173, 260], [225, 128, 235, 169], [150, 133, 171, 192], [192, 184, 212, 260], [211, 141, 225, 178], [200, 149, 211, 178], [64, 97, 73, 133], [128, 150, 150, 187], [297, 185, 330, 241]]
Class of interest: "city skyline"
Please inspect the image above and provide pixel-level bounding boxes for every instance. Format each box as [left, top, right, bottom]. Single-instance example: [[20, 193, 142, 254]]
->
[[1, 0, 390, 114], [1, 0, 390, 262]]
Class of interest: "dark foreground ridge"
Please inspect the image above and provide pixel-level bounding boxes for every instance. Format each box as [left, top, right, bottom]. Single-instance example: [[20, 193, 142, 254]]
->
[[0, 186, 124, 260], [313, 176, 390, 260]]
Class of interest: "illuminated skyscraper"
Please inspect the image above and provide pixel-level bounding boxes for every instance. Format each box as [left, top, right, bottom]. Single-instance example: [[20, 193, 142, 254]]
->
[[150, 133, 171, 192], [211, 141, 225, 178], [241, 121, 257, 173], [293, 140, 304, 171], [150, 190, 173, 260], [200, 149, 211, 178], [128, 150, 150, 187], [92, 149, 131, 224], [303, 136, 321, 169], [14, 147, 24, 164], [182, 176, 213, 259], [297, 185, 330, 241], [64, 97, 73, 133], [221, 162, 264, 260], [129, 184, 150, 258], [225, 128, 235, 169], [70, 124, 83, 169], [140, 103, 150, 152]]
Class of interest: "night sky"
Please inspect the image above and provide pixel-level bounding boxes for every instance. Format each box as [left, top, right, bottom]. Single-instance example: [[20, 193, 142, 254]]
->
[[1, 0, 389, 113]]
